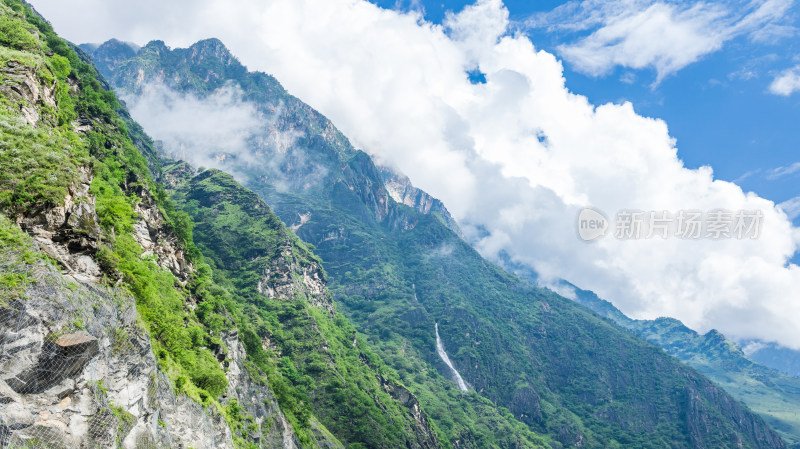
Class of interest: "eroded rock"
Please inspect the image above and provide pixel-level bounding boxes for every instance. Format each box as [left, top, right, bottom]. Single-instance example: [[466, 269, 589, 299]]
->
[[258, 240, 335, 314], [5, 331, 99, 395]]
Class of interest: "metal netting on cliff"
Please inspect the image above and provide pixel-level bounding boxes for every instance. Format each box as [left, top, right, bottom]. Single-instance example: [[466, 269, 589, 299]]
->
[[0, 259, 231, 449]]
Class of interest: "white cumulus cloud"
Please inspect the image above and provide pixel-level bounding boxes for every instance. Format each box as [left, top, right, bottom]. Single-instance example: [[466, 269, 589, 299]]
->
[[770, 65, 800, 95], [122, 83, 263, 173], [30, 0, 800, 348]]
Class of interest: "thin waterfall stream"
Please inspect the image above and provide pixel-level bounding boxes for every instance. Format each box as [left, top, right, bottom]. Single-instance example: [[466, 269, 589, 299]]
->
[[435, 322, 469, 391]]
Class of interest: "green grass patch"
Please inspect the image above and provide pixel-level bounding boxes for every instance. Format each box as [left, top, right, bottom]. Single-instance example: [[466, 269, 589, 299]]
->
[[0, 114, 88, 215]]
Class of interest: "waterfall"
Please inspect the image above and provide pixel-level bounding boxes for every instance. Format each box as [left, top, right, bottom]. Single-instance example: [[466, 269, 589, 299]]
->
[[435, 323, 469, 391]]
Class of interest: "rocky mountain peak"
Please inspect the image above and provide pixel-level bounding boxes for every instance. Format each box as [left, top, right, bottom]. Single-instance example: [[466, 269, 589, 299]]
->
[[378, 165, 464, 237], [83, 38, 139, 72], [186, 38, 236, 63]]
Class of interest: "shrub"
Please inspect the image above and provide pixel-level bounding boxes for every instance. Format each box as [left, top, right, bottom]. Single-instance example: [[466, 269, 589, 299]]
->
[[0, 15, 38, 51]]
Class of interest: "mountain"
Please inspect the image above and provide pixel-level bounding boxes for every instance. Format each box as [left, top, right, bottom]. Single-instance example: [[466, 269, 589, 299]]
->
[[164, 165, 442, 448], [745, 343, 800, 379], [377, 165, 464, 238], [0, 2, 444, 448], [548, 282, 800, 447], [81, 35, 788, 448]]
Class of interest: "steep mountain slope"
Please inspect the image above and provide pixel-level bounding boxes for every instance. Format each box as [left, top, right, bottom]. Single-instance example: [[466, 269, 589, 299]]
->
[[550, 282, 800, 448], [165, 166, 443, 449], [0, 3, 444, 448], [377, 166, 463, 238], [0, 3, 313, 447], [85, 37, 788, 448]]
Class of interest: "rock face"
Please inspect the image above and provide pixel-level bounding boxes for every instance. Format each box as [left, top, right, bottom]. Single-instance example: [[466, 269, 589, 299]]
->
[[258, 240, 334, 314], [0, 231, 310, 449], [0, 60, 57, 126], [0, 167, 317, 448], [16, 164, 192, 286], [18, 166, 103, 283], [379, 378, 441, 449], [221, 330, 302, 449], [130, 189, 192, 282], [378, 166, 463, 238], [0, 253, 231, 449], [684, 379, 787, 449], [6, 330, 99, 395]]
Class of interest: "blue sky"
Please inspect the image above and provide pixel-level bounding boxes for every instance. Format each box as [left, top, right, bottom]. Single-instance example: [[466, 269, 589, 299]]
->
[[375, 0, 800, 212]]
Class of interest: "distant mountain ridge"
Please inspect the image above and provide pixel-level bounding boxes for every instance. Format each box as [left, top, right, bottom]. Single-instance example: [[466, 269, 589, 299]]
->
[[551, 280, 800, 447], [746, 343, 800, 379], [499, 251, 800, 447]]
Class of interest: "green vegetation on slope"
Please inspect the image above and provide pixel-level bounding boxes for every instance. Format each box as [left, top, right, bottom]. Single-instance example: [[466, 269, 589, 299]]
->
[[248, 147, 777, 448], [0, 214, 50, 304], [0, 5, 300, 447], [254, 160, 554, 448], [167, 166, 450, 449], [1, 8, 445, 446]]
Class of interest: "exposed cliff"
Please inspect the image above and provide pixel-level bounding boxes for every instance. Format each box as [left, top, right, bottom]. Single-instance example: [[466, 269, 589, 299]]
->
[[0, 212, 320, 448], [378, 166, 463, 238], [0, 224, 232, 448]]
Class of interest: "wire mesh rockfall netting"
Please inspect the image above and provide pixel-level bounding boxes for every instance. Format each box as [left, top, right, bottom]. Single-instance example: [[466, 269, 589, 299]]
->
[[0, 255, 232, 449]]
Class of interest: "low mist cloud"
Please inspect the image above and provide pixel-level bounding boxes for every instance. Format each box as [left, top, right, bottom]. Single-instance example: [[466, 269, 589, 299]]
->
[[123, 83, 329, 191], [123, 83, 263, 179]]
